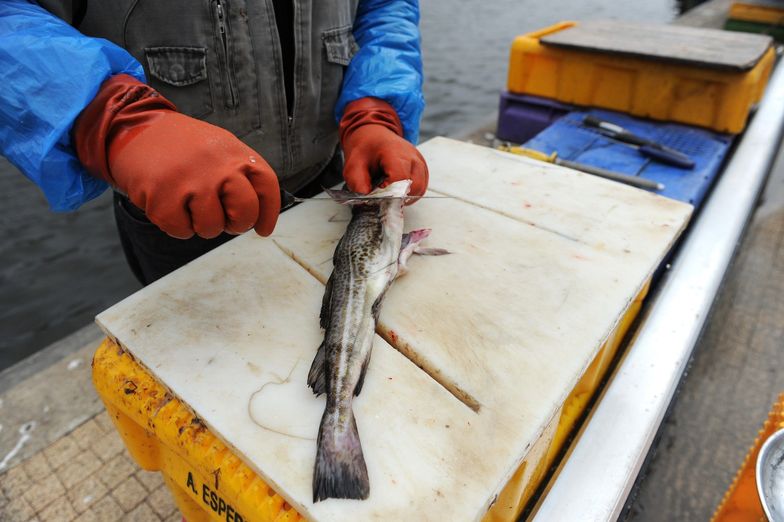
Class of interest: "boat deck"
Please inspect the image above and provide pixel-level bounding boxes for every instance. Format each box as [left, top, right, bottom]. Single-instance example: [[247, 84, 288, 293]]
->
[[628, 128, 784, 520]]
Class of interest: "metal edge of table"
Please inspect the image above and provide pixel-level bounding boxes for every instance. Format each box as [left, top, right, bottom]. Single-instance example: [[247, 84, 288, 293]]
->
[[531, 61, 784, 522]]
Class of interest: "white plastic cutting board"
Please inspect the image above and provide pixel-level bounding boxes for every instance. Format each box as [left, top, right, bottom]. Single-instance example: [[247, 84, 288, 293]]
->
[[97, 137, 692, 521]]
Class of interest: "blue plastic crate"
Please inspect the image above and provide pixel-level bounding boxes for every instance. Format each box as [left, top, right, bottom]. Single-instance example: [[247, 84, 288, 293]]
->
[[524, 109, 735, 207]]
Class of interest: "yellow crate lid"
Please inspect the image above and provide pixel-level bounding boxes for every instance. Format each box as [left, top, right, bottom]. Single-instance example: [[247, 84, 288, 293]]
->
[[730, 1, 784, 25], [540, 20, 772, 71], [507, 21, 776, 133]]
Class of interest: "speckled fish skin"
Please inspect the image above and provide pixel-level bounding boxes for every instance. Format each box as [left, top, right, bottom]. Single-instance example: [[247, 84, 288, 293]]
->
[[308, 180, 410, 503]]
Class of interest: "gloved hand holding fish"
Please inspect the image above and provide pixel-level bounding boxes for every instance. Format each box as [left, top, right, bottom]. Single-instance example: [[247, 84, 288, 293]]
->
[[307, 179, 448, 502]]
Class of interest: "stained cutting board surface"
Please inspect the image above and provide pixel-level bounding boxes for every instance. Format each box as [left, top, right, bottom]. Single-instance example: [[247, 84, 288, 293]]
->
[[97, 237, 507, 521], [275, 197, 651, 417], [540, 20, 772, 71], [273, 137, 692, 474], [420, 138, 690, 262], [97, 137, 692, 521]]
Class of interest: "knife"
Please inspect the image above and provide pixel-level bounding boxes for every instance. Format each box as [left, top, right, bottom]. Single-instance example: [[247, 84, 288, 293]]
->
[[497, 145, 664, 191], [582, 115, 695, 169]]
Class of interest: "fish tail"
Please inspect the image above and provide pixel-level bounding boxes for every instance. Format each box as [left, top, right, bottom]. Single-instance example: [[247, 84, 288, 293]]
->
[[313, 409, 369, 502]]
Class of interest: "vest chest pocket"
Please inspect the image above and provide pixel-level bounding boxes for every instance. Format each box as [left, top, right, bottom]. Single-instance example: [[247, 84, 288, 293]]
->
[[322, 25, 359, 67], [144, 47, 213, 119]]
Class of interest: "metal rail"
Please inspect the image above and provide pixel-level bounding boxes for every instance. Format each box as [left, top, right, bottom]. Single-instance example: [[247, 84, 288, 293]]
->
[[532, 62, 784, 522]]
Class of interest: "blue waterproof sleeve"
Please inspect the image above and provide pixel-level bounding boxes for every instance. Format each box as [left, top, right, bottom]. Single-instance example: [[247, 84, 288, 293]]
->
[[336, 0, 425, 144], [0, 0, 145, 211]]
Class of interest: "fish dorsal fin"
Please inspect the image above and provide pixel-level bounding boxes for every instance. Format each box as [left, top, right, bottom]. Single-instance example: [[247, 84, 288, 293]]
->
[[320, 272, 334, 329], [307, 341, 327, 396], [354, 351, 372, 397]]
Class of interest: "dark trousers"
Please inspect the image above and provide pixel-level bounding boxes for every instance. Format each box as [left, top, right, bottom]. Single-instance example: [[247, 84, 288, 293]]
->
[[114, 154, 343, 286]]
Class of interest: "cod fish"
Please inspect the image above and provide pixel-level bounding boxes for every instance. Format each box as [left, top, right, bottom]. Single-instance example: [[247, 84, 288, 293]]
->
[[308, 179, 446, 502]]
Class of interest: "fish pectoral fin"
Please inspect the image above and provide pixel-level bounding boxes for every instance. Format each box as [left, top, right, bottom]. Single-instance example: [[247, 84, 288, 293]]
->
[[307, 342, 327, 396], [398, 228, 449, 276], [398, 228, 431, 276], [401, 229, 431, 250], [354, 352, 372, 397], [313, 409, 369, 502]]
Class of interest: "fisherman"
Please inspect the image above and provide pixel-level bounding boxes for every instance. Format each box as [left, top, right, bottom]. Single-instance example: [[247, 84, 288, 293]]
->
[[0, 0, 428, 285]]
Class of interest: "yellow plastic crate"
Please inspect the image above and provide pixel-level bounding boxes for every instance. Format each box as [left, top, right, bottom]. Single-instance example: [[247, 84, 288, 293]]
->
[[507, 22, 775, 134], [711, 393, 784, 522], [729, 2, 784, 25], [485, 279, 650, 520], [92, 280, 651, 522], [92, 342, 304, 522]]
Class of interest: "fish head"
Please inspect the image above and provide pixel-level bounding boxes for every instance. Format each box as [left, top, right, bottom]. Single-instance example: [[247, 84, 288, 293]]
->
[[324, 179, 413, 205], [368, 179, 412, 199]]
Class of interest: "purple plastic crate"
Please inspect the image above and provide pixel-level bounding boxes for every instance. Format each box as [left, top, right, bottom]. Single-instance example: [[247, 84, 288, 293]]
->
[[496, 92, 572, 144]]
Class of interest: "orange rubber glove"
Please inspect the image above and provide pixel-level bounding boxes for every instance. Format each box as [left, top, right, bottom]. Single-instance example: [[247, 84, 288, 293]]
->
[[339, 97, 428, 201], [74, 74, 280, 239]]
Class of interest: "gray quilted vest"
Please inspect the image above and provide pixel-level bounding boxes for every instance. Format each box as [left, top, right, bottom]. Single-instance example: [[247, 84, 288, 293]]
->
[[42, 0, 360, 191]]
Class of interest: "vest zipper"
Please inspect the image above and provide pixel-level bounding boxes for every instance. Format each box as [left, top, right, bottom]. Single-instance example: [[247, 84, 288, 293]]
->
[[266, 0, 297, 174], [214, 0, 238, 109], [287, 115, 295, 162], [286, 10, 297, 172]]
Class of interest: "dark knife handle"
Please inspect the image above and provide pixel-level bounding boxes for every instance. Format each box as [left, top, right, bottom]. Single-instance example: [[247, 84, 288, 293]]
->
[[584, 115, 695, 169], [639, 144, 695, 169], [280, 188, 298, 211]]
